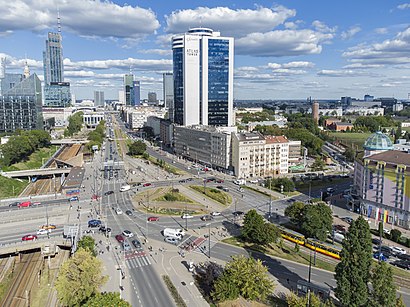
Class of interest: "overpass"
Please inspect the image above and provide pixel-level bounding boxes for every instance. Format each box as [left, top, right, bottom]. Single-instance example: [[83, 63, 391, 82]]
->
[[0, 238, 72, 256], [2, 168, 71, 178], [51, 139, 88, 145]]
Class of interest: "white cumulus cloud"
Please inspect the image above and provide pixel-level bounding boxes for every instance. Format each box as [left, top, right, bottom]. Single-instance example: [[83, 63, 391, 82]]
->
[[165, 6, 296, 37], [236, 30, 333, 57], [0, 0, 159, 38], [341, 26, 361, 40], [63, 58, 172, 72], [397, 3, 410, 9]]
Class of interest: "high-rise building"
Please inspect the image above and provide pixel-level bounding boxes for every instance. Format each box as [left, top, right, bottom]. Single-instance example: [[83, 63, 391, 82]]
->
[[163, 72, 174, 110], [43, 31, 71, 107], [148, 92, 157, 104], [124, 74, 134, 106], [94, 90, 104, 106], [312, 101, 319, 124], [0, 67, 43, 132], [172, 27, 234, 126], [133, 81, 140, 106]]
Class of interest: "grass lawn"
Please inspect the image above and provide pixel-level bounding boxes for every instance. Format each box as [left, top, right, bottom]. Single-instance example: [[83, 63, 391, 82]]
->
[[296, 177, 352, 191], [3, 146, 59, 171], [329, 132, 373, 147], [147, 156, 183, 175], [222, 236, 336, 272], [0, 176, 29, 199], [243, 185, 280, 200], [190, 185, 232, 205]]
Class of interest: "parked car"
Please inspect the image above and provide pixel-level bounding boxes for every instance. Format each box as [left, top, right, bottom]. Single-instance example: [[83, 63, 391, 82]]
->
[[22, 234, 38, 241], [104, 190, 114, 196], [372, 238, 382, 246], [391, 260, 410, 270], [68, 196, 79, 201], [390, 246, 407, 255], [132, 239, 142, 249], [88, 220, 102, 228], [201, 215, 213, 221], [211, 211, 221, 216], [115, 235, 125, 243], [40, 224, 57, 230], [341, 217, 353, 224], [181, 214, 194, 219], [249, 179, 259, 184], [148, 216, 159, 222], [18, 201, 32, 208], [397, 254, 410, 261], [333, 224, 347, 234], [122, 230, 134, 238], [37, 229, 50, 235], [326, 187, 335, 193], [233, 211, 245, 217], [125, 210, 133, 216], [164, 237, 180, 245], [216, 179, 224, 183], [8, 202, 20, 207]]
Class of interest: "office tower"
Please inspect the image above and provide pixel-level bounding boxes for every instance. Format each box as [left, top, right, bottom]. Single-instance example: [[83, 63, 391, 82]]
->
[[148, 92, 157, 104], [43, 30, 71, 107], [133, 81, 140, 106], [0, 68, 43, 132], [312, 101, 319, 124], [118, 90, 125, 103], [124, 74, 134, 106], [163, 72, 174, 108], [172, 27, 234, 126], [94, 90, 105, 106]]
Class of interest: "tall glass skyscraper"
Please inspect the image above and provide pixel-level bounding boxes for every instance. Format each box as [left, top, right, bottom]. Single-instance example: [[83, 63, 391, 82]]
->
[[43, 32, 71, 107], [124, 74, 134, 106], [132, 80, 140, 106], [172, 28, 234, 126]]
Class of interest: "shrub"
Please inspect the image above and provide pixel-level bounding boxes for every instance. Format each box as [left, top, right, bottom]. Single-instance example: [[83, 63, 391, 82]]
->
[[162, 275, 187, 307]]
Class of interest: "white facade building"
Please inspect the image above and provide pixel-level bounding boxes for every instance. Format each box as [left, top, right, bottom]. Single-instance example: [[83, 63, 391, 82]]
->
[[125, 107, 167, 130], [172, 28, 234, 127], [344, 107, 384, 116], [231, 132, 289, 178]]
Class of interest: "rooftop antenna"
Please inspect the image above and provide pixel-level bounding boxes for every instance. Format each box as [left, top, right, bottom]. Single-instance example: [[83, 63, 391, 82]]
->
[[57, 8, 61, 33]]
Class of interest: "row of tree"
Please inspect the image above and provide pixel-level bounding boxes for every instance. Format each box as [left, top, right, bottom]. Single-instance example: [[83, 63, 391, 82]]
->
[[87, 120, 106, 151], [354, 115, 397, 133], [1, 130, 51, 167], [285, 201, 333, 241], [55, 236, 130, 306], [64, 111, 83, 137], [335, 216, 404, 307]]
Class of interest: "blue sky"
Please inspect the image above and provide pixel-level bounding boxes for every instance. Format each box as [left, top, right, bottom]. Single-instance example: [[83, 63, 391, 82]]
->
[[0, 0, 409, 100]]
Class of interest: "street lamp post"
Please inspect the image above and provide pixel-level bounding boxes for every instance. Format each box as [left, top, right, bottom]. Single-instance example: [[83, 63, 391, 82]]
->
[[207, 223, 211, 258]]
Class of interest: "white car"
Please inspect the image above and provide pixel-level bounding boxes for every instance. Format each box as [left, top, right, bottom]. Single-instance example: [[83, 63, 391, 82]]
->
[[211, 211, 221, 216], [37, 228, 50, 235], [122, 230, 134, 238], [181, 214, 194, 219], [390, 246, 407, 255], [249, 179, 259, 184], [115, 208, 123, 215]]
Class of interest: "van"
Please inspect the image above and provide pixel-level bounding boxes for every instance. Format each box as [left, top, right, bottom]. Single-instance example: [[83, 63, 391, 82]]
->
[[163, 228, 185, 239], [120, 185, 131, 192]]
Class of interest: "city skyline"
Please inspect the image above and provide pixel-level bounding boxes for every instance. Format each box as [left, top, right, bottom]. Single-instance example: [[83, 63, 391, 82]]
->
[[0, 0, 409, 100]]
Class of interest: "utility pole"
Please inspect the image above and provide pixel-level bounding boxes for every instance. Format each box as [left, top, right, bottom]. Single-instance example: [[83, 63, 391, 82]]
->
[[207, 223, 211, 258]]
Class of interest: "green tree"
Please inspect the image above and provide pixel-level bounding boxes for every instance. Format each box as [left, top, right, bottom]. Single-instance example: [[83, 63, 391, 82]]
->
[[344, 147, 356, 162], [84, 292, 131, 307], [128, 140, 147, 156], [335, 216, 373, 307], [311, 157, 326, 171], [211, 255, 274, 302], [284, 201, 305, 227], [301, 203, 333, 241], [286, 292, 334, 307], [55, 249, 108, 307], [77, 236, 97, 257], [390, 229, 402, 243], [65, 112, 84, 136], [370, 261, 397, 307], [242, 209, 280, 245], [396, 295, 406, 307]]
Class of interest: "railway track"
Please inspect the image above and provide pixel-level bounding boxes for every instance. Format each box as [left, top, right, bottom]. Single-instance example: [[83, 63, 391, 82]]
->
[[1, 252, 43, 307]]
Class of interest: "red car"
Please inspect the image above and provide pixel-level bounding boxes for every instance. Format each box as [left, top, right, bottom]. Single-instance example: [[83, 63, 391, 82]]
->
[[148, 216, 159, 222], [143, 183, 152, 187], [216, 179, 224, 183], [22, 234, 38, 241], [115, 235, 125, 243], [18, 201, 32, 208]]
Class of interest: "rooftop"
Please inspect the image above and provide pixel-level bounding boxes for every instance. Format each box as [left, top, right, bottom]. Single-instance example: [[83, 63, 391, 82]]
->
[[265, 135, 289, 144], [365, 150, 410, 167]]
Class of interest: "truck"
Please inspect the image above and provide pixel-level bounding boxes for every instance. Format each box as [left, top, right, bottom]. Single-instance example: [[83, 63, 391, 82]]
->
[[163, 228, 185, 239], [120, 184, 131, 192], [234, 178, 246, 185]]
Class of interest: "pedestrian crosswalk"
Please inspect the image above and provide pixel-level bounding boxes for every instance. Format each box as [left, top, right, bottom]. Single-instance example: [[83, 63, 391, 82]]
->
[[125, 250, 151, 269]]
